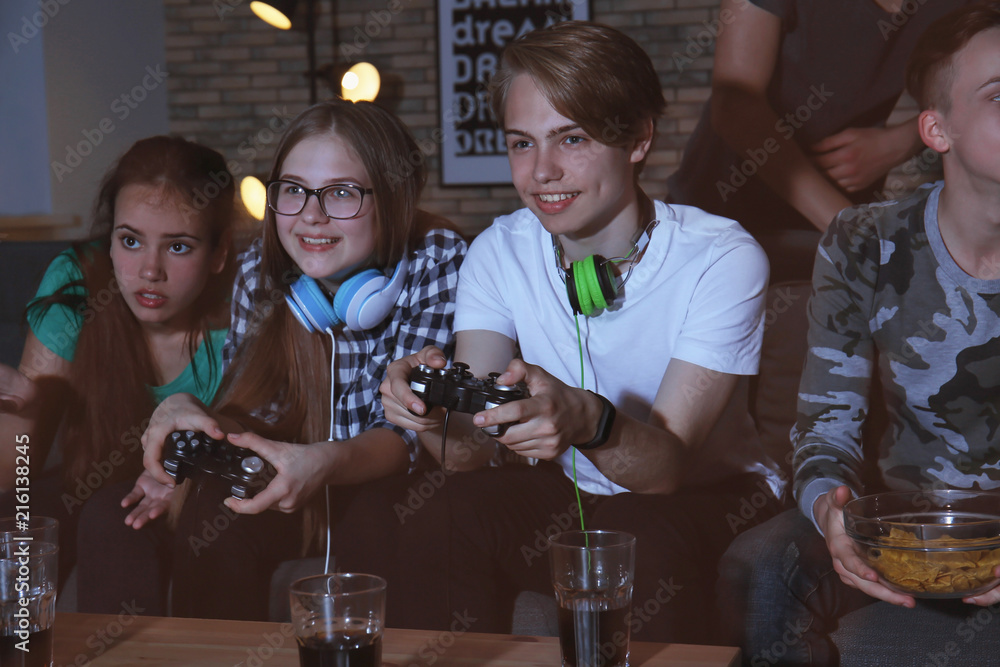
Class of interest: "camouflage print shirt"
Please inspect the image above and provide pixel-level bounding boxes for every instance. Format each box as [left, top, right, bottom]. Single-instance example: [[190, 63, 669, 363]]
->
[[792, 182, 1000, 528]]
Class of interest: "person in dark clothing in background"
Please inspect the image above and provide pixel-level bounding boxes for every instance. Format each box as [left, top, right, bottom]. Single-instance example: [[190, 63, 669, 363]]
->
[[667, 0, 970, 283]]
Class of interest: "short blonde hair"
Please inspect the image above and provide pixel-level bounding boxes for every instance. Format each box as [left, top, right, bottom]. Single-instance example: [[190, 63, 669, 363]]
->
[[489, 21, 666, 172]]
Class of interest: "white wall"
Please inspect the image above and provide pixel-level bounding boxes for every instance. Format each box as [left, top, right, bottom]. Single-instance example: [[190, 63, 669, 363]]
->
[[0, 0, 53, 218], [1, 0, 170, 239]]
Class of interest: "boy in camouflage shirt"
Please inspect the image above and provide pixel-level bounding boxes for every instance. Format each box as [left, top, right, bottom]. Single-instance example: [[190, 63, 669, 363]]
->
[[717, 4, 1000, 664]]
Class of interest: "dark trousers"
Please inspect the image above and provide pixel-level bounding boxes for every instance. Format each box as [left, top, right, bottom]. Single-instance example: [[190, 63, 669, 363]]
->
[[336, 462, 781, 644], [169, 477, 305, 620], [75, 476, 303, 620], [75, 480, 172, 615], [716, 508, 874, 665]]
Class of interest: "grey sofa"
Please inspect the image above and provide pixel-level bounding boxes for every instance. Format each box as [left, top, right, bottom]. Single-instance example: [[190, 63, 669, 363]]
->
[[0, 240, 71, 368]]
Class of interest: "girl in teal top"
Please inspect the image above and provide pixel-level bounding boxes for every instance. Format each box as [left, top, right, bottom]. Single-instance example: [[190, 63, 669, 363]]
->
[[27, 244, 227, 405], [0, 137, 236, 610]]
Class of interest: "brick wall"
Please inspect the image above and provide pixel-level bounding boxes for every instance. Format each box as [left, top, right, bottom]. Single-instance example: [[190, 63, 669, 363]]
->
[[163, 0, 930, 238]]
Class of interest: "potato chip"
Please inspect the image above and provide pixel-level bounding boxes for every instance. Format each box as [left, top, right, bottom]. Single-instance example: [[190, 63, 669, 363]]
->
[[865, 527, 1000, 595]]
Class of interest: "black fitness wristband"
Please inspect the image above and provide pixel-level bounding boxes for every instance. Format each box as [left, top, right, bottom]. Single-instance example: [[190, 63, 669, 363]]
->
[[575, 391, 616, 451]]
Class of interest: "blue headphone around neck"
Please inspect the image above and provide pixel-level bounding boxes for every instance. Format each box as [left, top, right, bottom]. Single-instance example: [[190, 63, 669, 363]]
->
[[286, 253, 410, 332]]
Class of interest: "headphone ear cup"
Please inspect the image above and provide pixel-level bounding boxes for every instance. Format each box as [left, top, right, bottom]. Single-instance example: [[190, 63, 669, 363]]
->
[[288, 255, 409, 333], [569, 255, 617, 316], [565, 264, 582, 315], [286, 275, 341, 333], [595, 255, 618, 303], [334, 254, 410, 330], [333, 268, 388, 330]]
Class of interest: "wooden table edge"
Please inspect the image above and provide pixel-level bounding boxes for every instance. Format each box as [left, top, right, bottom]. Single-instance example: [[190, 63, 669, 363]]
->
[[52, 611, 740, 666]]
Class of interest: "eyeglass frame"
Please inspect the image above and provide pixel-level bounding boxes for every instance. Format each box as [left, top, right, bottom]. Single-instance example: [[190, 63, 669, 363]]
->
[[265, 180, 375, 220]]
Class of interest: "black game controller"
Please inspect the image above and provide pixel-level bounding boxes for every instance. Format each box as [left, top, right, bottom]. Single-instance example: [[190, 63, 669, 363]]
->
[[161, 430, 276, 499], [409, 362, 528, 437]]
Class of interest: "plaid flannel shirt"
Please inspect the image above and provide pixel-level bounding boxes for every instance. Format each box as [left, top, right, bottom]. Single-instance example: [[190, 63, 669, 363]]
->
[[221, 228, 466, 463]]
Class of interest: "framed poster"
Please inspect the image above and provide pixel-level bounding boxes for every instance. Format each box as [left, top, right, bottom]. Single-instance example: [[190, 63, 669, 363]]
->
[[437, 0, 590, 187]]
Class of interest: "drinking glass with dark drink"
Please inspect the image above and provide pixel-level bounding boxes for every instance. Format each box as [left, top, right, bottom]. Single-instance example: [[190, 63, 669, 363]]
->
[[1, 541, 58, 667], [549, 530, 636, 667], [290, 573, 386, 667]]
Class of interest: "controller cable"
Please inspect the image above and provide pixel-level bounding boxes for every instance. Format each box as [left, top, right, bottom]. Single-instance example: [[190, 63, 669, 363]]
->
[[324, 329, 336, 576], [440, 408, 451, 472], [437, 396, 453, 622]]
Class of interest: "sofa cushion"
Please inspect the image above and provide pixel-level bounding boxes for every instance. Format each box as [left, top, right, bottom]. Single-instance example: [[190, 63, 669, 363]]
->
[[832, 599, 1000, 665], [268, 556, 328, 623], [512, 590, 559, 637], [0, 240, 72, 367], [752, 280, 812, 486]]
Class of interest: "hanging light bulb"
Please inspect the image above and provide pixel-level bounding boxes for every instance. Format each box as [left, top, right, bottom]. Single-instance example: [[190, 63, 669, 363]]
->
[[341, 62, 380, 102], [241, 176, 268, 221], [249, 0, 295, 29]]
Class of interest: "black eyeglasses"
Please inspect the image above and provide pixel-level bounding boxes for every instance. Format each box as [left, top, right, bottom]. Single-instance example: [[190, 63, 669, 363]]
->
[[265, 180, 374, 220]]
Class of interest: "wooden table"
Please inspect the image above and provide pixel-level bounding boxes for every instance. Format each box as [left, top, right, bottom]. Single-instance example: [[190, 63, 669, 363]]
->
[[51, 612, 739, 666]]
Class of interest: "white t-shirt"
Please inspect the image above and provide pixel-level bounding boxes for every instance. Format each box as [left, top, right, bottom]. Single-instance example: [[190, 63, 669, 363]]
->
[[456, 200, 784, 497]]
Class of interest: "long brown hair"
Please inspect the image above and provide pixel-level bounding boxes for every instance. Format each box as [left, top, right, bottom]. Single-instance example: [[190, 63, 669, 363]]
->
[[215, 99, 452, 445], [29, 136, 236, 488]]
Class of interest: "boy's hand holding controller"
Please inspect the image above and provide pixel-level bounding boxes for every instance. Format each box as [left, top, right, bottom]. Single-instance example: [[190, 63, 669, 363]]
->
[[383, 346, 530, 437], [380, 345, 451, 431], [478, 360, 608, 461], [409, 361, 527, 437], [383, 348, 610, 462]]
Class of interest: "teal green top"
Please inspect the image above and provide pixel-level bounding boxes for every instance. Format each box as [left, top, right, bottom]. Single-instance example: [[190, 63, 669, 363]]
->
[[150, 328, 227, 405], [27, 245, 226, 406], [28, 247, 87, 363]]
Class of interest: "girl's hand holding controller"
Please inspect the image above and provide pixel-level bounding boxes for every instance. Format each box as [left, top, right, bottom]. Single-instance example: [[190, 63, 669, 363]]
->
[[141, 392, 230, 485], [380, 345, 450, 431], [222, 432, 327, 515], [476, 360, 607, 462]]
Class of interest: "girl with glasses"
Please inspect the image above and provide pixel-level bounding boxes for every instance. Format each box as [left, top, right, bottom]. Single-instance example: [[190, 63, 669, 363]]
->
[[138, 99, 467, 620]]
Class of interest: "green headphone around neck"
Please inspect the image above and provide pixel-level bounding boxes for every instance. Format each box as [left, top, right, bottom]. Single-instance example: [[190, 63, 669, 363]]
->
[[554, 219, 659, 317], [565, 254, 619, 316]]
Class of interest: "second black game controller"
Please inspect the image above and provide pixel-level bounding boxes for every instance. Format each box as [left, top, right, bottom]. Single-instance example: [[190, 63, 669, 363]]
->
[[409, 362, 528, 437], [161, 430, 276, 499]]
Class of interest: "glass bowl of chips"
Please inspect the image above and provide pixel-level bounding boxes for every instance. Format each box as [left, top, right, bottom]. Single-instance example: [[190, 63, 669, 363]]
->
[[844, 489, 1000, 598]]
